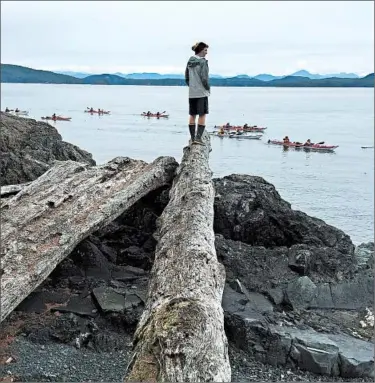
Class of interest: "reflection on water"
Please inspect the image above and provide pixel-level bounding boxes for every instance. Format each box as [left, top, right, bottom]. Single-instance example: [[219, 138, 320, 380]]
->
[[1, 84, 373, 244]]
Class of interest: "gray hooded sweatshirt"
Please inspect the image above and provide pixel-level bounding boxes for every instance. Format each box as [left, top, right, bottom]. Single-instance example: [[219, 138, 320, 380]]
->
[[185, 56, 210, 99]]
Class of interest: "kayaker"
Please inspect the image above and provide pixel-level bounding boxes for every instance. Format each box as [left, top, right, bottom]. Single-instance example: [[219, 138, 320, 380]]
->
[[304, 139, 312, 146], [5, 107, 10, 112], [283, 136, 290, 144], [52, 113, 56, 120], [15, 108, 19, 113], [185, 41, 210, 145], [219, 127, 225, 135], [156, 112, 160, 117], [90, 107, 94, 113], [243, 123, 248, 129]]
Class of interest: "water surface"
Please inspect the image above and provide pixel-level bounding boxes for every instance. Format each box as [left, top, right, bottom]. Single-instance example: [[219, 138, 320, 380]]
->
[[1, 84, 373, 244]]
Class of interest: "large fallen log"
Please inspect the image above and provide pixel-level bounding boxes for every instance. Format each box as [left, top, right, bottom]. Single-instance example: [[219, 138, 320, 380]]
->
[[0, 156, 178, 322], [127, 136, 231, 382]]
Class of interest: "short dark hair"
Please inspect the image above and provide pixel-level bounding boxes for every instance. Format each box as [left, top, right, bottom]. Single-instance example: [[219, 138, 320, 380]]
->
[[192, 42, 209, 54]]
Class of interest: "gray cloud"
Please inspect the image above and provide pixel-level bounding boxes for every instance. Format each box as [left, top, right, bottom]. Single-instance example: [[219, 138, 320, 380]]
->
[[1, 1, 373, 75]]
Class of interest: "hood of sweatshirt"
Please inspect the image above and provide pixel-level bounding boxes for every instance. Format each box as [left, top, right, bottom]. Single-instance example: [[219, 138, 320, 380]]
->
[[187, 55, 207, 68]]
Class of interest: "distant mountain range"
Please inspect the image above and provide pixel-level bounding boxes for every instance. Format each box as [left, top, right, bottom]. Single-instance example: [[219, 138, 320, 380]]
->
[[1, 64, 373, 88], [56, 69, 360, 81], [56, 71, 225, 80]]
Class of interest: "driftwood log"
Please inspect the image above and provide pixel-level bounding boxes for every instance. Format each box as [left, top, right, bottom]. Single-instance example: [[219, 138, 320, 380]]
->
[[0, 156, 177, 322], [127, 136, 231, 382], [1, 182, 31, 198]]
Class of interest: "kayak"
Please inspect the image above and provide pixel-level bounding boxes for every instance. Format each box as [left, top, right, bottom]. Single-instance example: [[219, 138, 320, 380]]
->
[[141, 113, 169, 118], [361, 146, 374, 149], [215, 125, 267, 132], [209, 132, 262, 140], [41, 116, 72, 121], [85, 110, 110, 114], [268, 140, 338, 151], [228, 133, 262, 140], [244, 127, 267, 133]]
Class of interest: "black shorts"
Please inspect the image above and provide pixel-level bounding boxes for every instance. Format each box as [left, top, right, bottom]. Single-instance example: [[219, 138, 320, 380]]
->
[[189, 97, 209, 116]]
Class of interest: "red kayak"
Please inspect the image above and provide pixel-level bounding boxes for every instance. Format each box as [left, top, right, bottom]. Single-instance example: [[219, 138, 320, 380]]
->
[[41, 116, 71, 121], [268, 140, 338, 151], [85, 110, 110, 114], [141, 113, 169, 118]]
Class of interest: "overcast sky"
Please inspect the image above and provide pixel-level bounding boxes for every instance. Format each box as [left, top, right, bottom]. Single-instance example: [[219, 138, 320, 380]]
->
[[1, 1, 373, 76]]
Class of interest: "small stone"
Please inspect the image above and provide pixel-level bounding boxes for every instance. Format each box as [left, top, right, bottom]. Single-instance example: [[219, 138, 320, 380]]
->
[[5, 357, 14, 364]]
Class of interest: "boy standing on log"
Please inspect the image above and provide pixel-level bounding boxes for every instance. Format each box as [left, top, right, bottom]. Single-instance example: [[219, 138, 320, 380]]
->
[[185, 42, 210, 145]]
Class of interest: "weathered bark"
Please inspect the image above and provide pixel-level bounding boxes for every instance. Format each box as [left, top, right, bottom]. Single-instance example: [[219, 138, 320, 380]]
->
[[1, 182, 31, 197], [127, 136, 231, 382], [0, 156, 178, 322]]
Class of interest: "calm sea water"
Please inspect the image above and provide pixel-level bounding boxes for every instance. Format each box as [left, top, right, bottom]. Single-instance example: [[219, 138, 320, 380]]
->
[[1, 84, 374, 244]]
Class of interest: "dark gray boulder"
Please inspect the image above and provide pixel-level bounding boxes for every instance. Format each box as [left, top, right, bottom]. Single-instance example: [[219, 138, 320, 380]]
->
[[213, 174, 355, 255], [223, 289, 374, 379]]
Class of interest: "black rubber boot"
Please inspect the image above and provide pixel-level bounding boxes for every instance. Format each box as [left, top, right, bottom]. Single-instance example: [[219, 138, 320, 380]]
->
[[194, 124, 206, 145], [189, 124, 196, 143]]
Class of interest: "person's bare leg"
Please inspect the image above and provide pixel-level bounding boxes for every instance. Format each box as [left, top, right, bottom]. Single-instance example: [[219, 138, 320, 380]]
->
[[197, 115, 206, 126], [189, 115, 196, 143]]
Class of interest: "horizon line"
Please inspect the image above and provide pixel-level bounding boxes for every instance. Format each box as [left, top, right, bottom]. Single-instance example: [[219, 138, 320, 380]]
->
[[1, 63, 371, 78]]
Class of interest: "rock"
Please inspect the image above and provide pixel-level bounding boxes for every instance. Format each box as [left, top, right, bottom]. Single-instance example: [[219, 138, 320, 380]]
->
[[335, 334, 374, 378], [68, 276, 87, 290], [288, 246, 311, 275], [355, 242, 374, 268], [123, 266, 146, 276], [98, 243, 118, 263], [213, 174, 354, 254], [303, 245, 357, 281], [111, 268, 140, 282], [246, 293, 274, 314], [285, 277, 317, 310], [54, 296, 97, 317], [222, 285, 248, 313], [92, 287, 126, 313], [267, 288, 284, 306], [15, 290, 70, 314], [309, 283, 334, 309], [0, 112, 95, 185], [215, 235, 296, 293], [288, 329, 340, 375], [224, 285, 274, 315], [71, 240, 112, 281], [330, 276, 373, 310], [224, 306, 374, 378], [118, 246, 151, 269], [124, 294, 143, 310]]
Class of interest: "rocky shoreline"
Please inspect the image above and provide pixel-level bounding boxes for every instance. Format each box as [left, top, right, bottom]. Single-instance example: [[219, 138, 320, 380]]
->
[[0, 114, 373, 382]]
